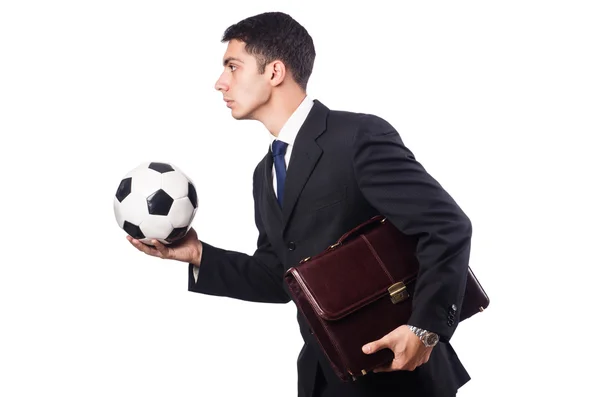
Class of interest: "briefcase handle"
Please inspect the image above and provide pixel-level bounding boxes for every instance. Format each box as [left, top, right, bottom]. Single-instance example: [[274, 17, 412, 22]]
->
[[329, 215, 386, 249]]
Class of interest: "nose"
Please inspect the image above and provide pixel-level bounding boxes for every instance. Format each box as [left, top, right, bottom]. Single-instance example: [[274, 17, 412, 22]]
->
[[214, 71, 229, 92]]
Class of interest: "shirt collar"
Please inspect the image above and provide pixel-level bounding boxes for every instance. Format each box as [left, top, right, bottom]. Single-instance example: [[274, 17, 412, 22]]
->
[[270, 95, 314, 150]]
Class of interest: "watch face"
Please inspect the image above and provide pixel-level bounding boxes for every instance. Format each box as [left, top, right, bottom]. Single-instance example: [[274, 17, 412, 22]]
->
[[425, 333, 439, 346]]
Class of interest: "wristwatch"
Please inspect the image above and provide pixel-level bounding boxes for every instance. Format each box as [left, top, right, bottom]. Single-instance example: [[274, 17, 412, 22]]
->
[[407, 325, 439, 348]]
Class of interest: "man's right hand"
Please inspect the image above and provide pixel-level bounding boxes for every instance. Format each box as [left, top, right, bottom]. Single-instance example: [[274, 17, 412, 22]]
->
[[126, 227, 203, 266]]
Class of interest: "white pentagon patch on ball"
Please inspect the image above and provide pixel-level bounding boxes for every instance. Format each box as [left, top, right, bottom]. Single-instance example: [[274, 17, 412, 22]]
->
[[114, 161, 198, 245]]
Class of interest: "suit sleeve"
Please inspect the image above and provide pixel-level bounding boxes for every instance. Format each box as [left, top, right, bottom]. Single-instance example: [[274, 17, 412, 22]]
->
[[187, 166, 290, 304], [351, 115, 472, 342]]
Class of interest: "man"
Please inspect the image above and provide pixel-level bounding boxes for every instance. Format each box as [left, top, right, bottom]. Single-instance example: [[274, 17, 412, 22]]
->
[[128, 11, 473, 397]]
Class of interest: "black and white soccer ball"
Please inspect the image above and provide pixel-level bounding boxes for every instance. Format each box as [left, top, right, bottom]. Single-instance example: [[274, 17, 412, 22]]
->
[[114, 161, 198, 245]]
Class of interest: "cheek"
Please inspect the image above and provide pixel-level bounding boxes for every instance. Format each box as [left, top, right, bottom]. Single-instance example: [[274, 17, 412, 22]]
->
[[246, 77, 269, 99], [254, 82, 271, 103], [234, 75, 269, 106]]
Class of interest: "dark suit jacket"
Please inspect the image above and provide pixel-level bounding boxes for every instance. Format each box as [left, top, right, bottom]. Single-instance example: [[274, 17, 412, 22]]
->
[[189, 99, 472, 397]]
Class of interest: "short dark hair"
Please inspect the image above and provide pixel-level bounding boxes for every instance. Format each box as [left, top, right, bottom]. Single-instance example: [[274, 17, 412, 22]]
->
[[221, 12, 316, 91]]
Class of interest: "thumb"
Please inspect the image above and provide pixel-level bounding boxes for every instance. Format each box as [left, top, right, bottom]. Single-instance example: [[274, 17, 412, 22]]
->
[[362, 335, 389, 355]]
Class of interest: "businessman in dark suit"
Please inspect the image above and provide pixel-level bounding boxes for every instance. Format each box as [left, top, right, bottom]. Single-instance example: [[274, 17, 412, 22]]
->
[[128, 11, 473, 397]]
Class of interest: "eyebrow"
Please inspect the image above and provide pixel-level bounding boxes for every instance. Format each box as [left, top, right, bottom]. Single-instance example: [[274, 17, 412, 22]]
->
[[223, 57, 244, 66]]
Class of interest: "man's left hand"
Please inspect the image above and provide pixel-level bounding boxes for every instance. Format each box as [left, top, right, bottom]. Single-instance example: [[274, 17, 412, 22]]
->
[[361, 325, 434, 373]]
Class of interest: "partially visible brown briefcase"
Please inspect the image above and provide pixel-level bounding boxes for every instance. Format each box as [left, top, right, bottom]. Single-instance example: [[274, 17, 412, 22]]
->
[[283, 214, 489, 382]]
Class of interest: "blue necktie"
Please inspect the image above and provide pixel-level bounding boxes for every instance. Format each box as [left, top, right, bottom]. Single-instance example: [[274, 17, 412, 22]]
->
[[272, 140, 288, 208]]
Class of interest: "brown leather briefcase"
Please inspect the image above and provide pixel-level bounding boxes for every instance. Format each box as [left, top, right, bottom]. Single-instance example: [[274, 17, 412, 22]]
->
[[283, 214, 489, 382]]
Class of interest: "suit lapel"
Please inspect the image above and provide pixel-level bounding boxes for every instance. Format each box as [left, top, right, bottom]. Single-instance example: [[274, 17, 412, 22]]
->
[[282, 100, 328, 232], [261, 100, 329, 233], [263, 150, 283, 221]]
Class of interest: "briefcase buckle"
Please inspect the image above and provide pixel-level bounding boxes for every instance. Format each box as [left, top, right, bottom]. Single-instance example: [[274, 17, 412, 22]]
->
[[388, 281, 409, 304]]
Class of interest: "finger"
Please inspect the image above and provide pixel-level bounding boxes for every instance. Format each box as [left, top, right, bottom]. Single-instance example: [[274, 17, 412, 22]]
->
[[151, 239, 170, 259], [128, 236, 158, 256], [372, 362, 392, 373], [373, 357, 407, 373], [362, 335, 390, 354]]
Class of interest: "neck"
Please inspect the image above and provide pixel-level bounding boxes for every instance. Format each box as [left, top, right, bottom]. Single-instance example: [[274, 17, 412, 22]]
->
[[256, 87, 306, 137]]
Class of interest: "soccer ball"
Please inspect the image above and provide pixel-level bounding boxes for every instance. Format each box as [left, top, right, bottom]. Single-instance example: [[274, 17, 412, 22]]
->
[[113, 161, 198, 245]]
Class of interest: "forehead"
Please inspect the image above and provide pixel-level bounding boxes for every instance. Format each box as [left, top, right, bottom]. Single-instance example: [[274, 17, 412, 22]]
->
[[222, 39, 252, 64]]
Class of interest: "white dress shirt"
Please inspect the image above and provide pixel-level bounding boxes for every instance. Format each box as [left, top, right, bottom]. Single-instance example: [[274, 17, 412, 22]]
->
[[270, 95, 314, 195], [193, 96, 314, 281]]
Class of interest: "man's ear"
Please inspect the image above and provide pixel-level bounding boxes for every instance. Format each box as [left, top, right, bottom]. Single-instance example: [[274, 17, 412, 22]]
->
[[268, 60, 286, 86]]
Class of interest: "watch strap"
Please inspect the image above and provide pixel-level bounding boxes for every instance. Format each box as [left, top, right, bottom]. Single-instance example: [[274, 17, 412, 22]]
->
[[407, 325, 439, 346]]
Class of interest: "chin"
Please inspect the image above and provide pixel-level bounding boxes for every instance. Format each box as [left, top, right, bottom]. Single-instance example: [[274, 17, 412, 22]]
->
[[231, 108, 253, 121], [231, 111, 247, 120]]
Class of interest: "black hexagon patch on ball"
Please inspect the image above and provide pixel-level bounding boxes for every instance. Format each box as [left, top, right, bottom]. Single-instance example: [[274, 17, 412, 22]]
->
[[166, 227, 188, 243], [123, 221, 145, 239], [116, 177, 132, 202], [188, 182, 198, 208], [146, 189, 174, 216], [148, 162, 175, 174]]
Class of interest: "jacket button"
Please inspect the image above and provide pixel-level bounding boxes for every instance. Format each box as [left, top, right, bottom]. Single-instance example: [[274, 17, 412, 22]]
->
[[288, 241, 296, 251]]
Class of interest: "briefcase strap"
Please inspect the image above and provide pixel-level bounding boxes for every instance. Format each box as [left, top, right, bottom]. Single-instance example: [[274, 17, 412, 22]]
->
[[334, 215, 386, 246]]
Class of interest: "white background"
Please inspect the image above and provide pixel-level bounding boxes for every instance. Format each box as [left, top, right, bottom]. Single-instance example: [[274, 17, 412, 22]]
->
[[1, 1, 599, 396]]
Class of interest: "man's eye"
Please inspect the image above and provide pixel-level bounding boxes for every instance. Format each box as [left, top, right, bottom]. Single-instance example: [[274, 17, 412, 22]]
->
[[229, 64, 237, 71]]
